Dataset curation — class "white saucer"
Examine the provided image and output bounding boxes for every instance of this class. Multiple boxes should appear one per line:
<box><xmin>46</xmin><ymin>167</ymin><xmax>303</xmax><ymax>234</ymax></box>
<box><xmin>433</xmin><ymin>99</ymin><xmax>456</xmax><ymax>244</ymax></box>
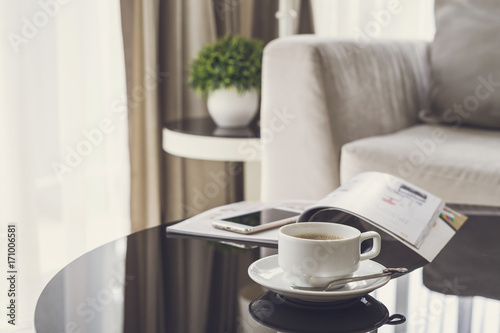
<box><xmin>248</xmin><ymin>255</ymin><xmax>390</xmax><ymax>302</ymax></box>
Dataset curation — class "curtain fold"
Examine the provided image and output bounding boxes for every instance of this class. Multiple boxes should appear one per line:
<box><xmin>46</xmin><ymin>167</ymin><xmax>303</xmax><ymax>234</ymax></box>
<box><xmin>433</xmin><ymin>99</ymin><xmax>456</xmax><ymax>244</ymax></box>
<box><xmin>120</xmin><ymin>0</ymin><xmax>162</xmax><ymax>232</ymax></box>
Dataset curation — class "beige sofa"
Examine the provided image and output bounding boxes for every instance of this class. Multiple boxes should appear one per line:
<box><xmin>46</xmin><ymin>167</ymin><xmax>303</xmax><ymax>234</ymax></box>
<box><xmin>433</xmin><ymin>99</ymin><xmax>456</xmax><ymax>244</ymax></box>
<box><xmin>260</xmin><ymin>36</ymin><xmax>500</xmax><ymax>207</ymax></box>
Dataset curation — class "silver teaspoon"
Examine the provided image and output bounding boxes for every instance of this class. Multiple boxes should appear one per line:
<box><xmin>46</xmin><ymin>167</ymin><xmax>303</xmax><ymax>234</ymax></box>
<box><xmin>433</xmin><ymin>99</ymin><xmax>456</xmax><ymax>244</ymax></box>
<box><xmin>290</xmin><ymin>267</ymin><xmax>409</xmax><ymax>292</ymax></box>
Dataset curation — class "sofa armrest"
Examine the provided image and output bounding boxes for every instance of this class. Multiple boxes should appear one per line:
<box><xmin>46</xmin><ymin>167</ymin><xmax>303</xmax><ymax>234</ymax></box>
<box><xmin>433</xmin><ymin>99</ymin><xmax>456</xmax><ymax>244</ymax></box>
<box><xmin>260</xmin><ymin>36</ymin><xmax>430</xmax><ymax>201</ymax></box>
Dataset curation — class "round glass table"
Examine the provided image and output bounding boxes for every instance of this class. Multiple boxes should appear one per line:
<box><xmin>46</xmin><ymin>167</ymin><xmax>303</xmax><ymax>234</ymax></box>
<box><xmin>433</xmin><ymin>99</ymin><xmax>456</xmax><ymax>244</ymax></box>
<box><xmin>35</xmin><ymin>209</ymin><xmax>500</xmax><ymax>333</ymax></box>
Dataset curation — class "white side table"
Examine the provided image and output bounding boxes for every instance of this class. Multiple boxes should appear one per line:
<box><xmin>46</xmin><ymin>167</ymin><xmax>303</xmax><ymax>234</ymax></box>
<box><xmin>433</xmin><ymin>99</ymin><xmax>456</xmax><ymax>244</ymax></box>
<box><xmin>162</xmin><ymin>117</ymin><xmax>261</xmax><ymax>200</ymax></box>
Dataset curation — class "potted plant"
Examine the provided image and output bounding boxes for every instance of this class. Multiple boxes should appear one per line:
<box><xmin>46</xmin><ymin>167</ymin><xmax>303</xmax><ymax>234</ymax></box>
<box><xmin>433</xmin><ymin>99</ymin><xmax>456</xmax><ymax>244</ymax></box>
<box><xmin>188</xmin><ymin>35</ymin><xmax>263</xmax><ymax>128</ymax></box>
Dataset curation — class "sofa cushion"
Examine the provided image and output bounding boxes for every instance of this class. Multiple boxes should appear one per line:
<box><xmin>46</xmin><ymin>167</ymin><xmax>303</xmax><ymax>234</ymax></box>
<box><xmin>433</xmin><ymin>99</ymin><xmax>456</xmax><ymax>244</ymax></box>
<box><xmin>425</xmin><ymin>0</ymin><xmax>500</xmax><ymax>129</ymax></box>
<box><xmin>340</xmin><ymin>124</ymin><xmax>500</xmax><ymax>206</ymax></box>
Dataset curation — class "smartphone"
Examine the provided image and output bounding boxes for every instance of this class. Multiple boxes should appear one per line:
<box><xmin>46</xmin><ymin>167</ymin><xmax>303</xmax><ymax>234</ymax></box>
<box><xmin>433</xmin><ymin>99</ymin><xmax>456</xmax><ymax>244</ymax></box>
<box><xmin>212</xmin><ymin>208</ymin><xmax>300</xmax><ymax>234</ymax></box>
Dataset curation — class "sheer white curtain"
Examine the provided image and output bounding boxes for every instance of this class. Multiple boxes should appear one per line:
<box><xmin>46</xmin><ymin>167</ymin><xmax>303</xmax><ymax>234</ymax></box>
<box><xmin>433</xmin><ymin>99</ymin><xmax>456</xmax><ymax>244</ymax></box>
<box><xmin>311</xmin><ymin>0</ymin><xmax>435</xmax><ymax>40</ymax></box>
<box><xmin>0</xmin><ymin>0</ymin><xmax>129</xmax><ymax>331</ymax></box>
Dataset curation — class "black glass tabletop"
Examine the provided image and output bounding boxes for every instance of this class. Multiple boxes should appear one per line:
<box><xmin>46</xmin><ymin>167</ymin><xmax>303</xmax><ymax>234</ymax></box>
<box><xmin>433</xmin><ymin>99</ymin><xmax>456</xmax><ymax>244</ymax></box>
<box><xmin>34</xmin><ymin>210</ymin><xmax>500</xmax><ymax>333</ymax></box>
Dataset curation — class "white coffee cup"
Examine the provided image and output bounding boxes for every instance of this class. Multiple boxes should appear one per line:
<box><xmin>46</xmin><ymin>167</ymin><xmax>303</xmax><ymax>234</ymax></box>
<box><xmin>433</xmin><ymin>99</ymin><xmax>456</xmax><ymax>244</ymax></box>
<box><xmin>278</xmin><ymin>222</ymin><xmax>381</xmax><ymax>287</ymax></box>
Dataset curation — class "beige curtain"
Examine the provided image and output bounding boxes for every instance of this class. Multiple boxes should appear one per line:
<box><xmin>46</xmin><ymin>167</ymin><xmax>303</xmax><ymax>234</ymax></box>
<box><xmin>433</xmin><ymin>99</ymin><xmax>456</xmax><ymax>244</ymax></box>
<box><xmin>120</xmin><ymin>0</ymin><xmax>162</xmax><ymax>232</ymax></box>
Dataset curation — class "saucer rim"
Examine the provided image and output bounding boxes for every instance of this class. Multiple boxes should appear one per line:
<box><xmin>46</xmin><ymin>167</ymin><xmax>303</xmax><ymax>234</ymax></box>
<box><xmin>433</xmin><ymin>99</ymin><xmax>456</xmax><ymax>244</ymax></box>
<box><xmin>248</xmin><ymin>255</ymin><xmax>390</xmax><ymax>301</ymax></box>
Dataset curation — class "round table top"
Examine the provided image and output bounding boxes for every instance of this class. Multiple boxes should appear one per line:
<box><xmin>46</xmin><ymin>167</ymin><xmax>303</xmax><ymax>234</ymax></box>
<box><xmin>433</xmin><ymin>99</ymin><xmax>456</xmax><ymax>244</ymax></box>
<box><xmin>34</xmin><ymin>212</ymin><xmax>500</xmax><ymax>333</ymax></box>
<box><xmin>162</xmin><ymin>117</ymin><xmax>261</xmax><ymax>161</ymax></box>
<box><xmin>164</xmin><ymin>117</ymin><xmax>260</xmax><ymax>139</ymax></box>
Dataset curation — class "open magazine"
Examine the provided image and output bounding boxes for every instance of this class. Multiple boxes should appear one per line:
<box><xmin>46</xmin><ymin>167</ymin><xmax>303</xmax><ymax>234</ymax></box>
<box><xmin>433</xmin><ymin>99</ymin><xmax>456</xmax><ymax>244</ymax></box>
<box><xmin>166</xmin><ymin>172</ymin><xmax>467</xmax><ymax>263</ymax></box>
<box><xmin>299</xmin><ymin>172</ymin><xmax>444</xmax><ymax>248</ymax></box>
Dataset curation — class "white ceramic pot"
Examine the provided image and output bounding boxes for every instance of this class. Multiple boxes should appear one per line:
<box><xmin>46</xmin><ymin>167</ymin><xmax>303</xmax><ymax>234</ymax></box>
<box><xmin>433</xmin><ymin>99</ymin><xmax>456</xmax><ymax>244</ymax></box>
<box><xmin>207</xmin><ymin>87</ymin><xmax>259</xmax><ymax>128</ymax></box>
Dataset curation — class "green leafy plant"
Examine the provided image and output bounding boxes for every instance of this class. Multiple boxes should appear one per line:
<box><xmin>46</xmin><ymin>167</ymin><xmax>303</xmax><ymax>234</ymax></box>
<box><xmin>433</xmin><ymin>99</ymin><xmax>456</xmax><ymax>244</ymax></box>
<box><xmin>188</xmin><ymin>35</ymin><xmax>263</xmax><ymax>99</ymax></box>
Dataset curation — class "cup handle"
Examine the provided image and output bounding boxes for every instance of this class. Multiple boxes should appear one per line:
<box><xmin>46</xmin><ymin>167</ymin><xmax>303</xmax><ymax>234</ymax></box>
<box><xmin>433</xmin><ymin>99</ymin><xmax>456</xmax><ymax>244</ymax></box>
<box><xmin>359</xmin><ymin>231</ymin><xmax>381</xmax><ymax>261</ymax></box>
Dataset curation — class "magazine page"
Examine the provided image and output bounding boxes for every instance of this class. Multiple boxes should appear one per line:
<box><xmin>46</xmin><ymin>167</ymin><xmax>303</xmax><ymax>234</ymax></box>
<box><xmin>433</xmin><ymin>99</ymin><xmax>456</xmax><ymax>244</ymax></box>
<box><xmin>298</xmin><ymin>172</ymin><xmax>445</xmax><ymax>248</ymax></box>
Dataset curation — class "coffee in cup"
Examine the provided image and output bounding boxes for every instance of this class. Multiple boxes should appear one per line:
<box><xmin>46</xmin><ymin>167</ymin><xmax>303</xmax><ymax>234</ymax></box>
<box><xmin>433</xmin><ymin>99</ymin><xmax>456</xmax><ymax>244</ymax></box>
<box><xmin>294</xmin><ymin>233</ymin><xmax>343</xmax><ymax>240</ymax></box>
